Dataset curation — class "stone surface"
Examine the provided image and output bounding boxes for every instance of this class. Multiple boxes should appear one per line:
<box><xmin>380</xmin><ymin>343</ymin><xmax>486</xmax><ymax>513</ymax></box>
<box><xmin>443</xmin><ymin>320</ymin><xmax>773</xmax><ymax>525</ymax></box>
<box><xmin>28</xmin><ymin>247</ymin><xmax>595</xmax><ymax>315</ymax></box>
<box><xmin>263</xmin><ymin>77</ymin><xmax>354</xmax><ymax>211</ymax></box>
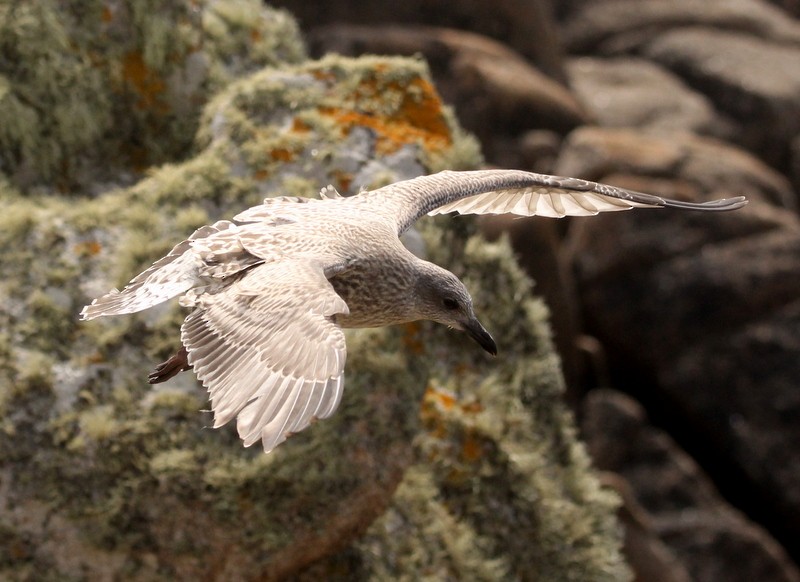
<box><xmin>562</xmin><ymin>127</ymin><xmax>800</xmax><ymax>561</ymax></box>
<box><xmin>766</xmin><ymin>0</ymin><xmax>800</xmax><ymax>16</ymax></box>
<box><xmin>271</xmin><ymin>0</ymin><xmax>567</xmax><ymax>80</ymax></box>
<box><xmin>583</xmin><ymin>390</ymin><xmax>800</xmax><ymax>582</ymax></box>
<box><xmin>556</xmin><ymin>126</ymin><xmax>794</xmax><ymax>208</ymax></box>
<box><xmin>4</xmin><ymin>0</ymin><xmax>798</xmax><ymax>577</ymax></box>
<box><xmin>643</xmin><ymin>28</ymin><xmax>800</xmax><ymax>168</ymax></box>
<box><xmin>566</xmin><ymin>57</ymin><xmax>730</xmax><ymax>137</ymax></box>
<box><xmin>562</xmin><ymin>0</ymin><xmax>800</xmax><ymax>53</ymax></box>
<box><xmin>561</xmin><ymin>0</ymin><xmax>800</xmax><ymax>173</ymax></box>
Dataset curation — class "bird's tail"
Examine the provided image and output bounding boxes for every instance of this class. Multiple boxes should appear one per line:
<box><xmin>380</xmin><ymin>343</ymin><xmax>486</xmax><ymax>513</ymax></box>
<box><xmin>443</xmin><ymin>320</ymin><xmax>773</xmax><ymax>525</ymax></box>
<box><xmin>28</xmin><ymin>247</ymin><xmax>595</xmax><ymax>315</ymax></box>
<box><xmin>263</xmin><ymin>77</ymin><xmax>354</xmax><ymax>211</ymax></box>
<box><xmin>80</xmin><ymin>221</ymin><xmax>232</xmax><ymax>320</ymax></box>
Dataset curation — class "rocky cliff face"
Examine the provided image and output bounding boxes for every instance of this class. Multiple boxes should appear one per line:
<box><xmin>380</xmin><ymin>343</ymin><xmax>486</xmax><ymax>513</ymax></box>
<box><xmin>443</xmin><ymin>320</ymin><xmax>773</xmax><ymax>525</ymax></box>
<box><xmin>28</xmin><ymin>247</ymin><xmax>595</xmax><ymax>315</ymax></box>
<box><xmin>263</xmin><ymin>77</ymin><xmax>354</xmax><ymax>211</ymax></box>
<box><xmin>0</xmin><ymin>2</ymin><xmax>628</xmax><ymax>580</ymax></box>
<box><xmin>293</xmin><ymin>0</ymin><xmax>800</xmax><ymax>580</ymax></box>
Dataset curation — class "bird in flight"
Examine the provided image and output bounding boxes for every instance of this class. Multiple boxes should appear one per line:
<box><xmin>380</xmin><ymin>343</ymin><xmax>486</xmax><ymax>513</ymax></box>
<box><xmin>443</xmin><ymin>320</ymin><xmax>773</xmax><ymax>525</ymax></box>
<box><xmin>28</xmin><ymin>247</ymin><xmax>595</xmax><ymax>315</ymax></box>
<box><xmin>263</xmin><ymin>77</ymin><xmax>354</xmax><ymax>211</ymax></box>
<box><xmin>81</xmin><ymin>169</ymin><xmax>746</xmax><ymax>452</ymax></box>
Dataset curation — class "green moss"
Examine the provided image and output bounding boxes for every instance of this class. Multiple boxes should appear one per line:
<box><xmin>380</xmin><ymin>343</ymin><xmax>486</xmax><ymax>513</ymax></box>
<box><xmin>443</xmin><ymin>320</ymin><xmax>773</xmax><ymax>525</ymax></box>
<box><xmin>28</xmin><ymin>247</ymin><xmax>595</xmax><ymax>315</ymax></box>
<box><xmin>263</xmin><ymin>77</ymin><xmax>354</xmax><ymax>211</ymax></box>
<box><xmin>0</xmin><ymin>1</ymin><xmax>111</xmax><ymax>188</ymax></box>
<box><xmin>0</xmin><ymin>199</ymin><xmax>36</xmax><ymax>248</ymax></box>
<box><xmin>202</xmin><ymin>2</ymin><xmax>306</xmax><ymax>83</ymax></box>
<box><xmin>20</xmin><ymin>290</ymin><xmax>76</xmax><ymax>355</ymax></box>
<box><xmin>404</xmin><ymin>232</ymin><xmax>629</xmax><ymax>582</ymax></box>
<box><xmin>0</xmin><ymin>0</ymin><xmax>305</xmax><ymax>191</ymax></box>
<box><xmin>357</xmin><ymin>465</ymin><xmax>514</xmax><ymax>581</ymax></box>
<box><xmin>150</xmin><ymin>448</ymin><xmax>199</xmax><ymax>475</ymax></box>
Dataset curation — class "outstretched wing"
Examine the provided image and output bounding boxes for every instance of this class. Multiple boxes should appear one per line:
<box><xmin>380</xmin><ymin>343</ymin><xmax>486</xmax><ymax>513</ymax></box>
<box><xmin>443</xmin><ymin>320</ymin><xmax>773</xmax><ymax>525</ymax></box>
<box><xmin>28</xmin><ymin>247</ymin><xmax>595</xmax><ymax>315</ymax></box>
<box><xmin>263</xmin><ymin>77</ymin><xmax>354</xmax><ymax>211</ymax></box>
<box><xmin>181</xmin><ymin>259</ymin><xmax>349</xmax><ymax>453</ymax></box>
<box><xmin>373</xmin><ymin>170</ymin><xmax>747</xmax><ymax>234</ymax></box>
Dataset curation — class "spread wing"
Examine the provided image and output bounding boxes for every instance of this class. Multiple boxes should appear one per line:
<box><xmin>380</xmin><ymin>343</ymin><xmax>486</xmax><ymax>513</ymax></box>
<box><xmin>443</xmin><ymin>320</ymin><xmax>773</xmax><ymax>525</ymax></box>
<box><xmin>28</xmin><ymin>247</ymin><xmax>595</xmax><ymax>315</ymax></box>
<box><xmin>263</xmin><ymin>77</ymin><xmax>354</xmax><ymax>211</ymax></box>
<box><xmin>373</xmin><ymin>169</ymin><xmax>747</xmax><ymax>234</ymax></box>
<box><xmin>181</xmin><ymin>259</ymin><xmax>349</xmax><ymax>453</ymax></box>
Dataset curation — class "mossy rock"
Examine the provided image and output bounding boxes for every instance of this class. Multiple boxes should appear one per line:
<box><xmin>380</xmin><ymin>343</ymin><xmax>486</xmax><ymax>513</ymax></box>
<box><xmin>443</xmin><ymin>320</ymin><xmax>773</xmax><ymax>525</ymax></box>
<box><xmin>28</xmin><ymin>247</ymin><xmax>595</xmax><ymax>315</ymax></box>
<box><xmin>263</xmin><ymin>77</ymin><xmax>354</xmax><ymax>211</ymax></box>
<box><xmin>0</xmin><ymin>35</ymin><xmax>628</xmax><ymax>582</ymax></box>
<box><xmin>0</xmin><ymin>0</ymin><xmax>304</xmax><ymax>191</ymax></box>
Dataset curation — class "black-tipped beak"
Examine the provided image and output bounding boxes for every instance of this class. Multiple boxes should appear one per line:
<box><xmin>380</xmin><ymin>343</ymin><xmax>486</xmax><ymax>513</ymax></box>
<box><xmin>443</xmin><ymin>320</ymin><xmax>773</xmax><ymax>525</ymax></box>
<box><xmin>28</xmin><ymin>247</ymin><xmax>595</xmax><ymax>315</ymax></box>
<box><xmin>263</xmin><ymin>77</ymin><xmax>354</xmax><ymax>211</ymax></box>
<box><xmin>464</xmin><ymin>317</ymin><xmax>498</xmax><ymax>356</ymax></box>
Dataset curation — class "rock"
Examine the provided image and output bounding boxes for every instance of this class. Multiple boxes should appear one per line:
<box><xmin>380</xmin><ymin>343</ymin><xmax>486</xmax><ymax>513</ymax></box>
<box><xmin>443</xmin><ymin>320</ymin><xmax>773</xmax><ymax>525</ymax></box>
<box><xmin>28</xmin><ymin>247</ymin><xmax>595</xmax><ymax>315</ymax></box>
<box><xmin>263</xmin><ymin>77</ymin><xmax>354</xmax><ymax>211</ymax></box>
<box><xmin>563</xmin><ymin>127</ymin><xmax>800</xmax><ymax>561</ymax></box>
<box><xmin>271</xmin><ymin>0</ymin><xmax>567</xmax><ymax>80</ymax></box>
<box><xmin>792</xmin><ymin>134</ymin><xmax>800</xmax><ymax>193</ymax></box>
<box><xmin>566</xmin><ymin>57</ymin><xmax>732</xmax><ymax>138</ymax></box>
<box><xmin>765</xmin><ymin>0</ymin><xmax>800</xmax><ymax>17</ymax></box>
<box><xmin>561</xmin><ymin>0</ymin><xmax>800</xmax><ymax>172</ymax></box>
<box><xmin>479</xmin><ymin>214</ymin><xmax>584</xmax><ymax>400</ymax></box>
<box><xmin>582</xmin><ymin>390</ymin><xmax>800</xmax><ymax>582</ymax></box>
<box><xmin>601</xmin><ymin>473</ymin><xmax>693</xmax><ymax>582</ymax></box>
<box><xmin>562</xmin><ymin>0</ymin><xmax>800</xmax><ymax>53</ymax></box>
<box><xmin>556</xmin><ymin>126</ymin><xmax>794</xmax><ymax>208</ymax></box>
<box><xmin>0</xmin><ymin>0</ymin><xmax>305</xmax><ymax>191</ymax></box>
<box><xmin>643</xmin><ymin>27</ymin><xmax>800</xmax><ymax>169</ymax></box>
<box><xmin>307</xmin><ymin>24</ymin><xmax>589</xmax><ymax>163</ymax></box>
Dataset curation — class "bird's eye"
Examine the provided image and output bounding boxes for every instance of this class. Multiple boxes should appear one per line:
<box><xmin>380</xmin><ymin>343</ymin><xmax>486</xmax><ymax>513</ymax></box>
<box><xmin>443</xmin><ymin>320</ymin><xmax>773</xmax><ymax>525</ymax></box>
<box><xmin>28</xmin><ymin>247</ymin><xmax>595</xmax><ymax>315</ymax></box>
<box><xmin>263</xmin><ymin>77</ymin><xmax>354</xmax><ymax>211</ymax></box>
<box><xmin>442</xmin><ymin>297</ymin><xmax>460</xmax><ymax>310</ymax></box>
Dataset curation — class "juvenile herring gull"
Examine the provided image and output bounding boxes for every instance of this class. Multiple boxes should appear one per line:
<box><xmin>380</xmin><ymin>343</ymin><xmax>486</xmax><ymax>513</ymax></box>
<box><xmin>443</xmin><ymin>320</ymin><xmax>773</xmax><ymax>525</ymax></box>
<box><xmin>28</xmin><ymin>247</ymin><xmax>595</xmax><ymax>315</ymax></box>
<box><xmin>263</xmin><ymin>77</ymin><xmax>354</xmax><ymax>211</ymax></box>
<box><xmin>81</xmin><ymin>169</ymin><xmax>746</xmax><ymax>452</ymax></box>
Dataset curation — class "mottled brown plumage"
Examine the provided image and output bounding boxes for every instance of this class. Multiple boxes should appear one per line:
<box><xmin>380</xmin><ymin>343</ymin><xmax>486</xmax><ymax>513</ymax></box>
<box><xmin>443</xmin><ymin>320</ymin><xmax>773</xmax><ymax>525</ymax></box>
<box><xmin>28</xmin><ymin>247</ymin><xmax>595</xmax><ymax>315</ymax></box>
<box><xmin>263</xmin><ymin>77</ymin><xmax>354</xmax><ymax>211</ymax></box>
<box><xmin>81</xmin><ymin>169</ymin><xmax>746</xmax><ymax>452</ymax></box>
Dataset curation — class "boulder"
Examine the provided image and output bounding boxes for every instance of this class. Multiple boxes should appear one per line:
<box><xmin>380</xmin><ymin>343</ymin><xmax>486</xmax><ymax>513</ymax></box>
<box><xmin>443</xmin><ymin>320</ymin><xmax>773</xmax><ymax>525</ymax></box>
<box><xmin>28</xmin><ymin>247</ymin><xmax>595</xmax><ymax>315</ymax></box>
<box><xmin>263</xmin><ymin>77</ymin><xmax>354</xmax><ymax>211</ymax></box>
<box><xmin>566</xmin><ymin>57</ymin><xmax>731</xmax><ymax>138</ymax></box>
<box><xmin>582</xmin><ymin>390</ymin><xmax>800</xmax><ymax>582</ymax></box>
<box><xmin>563</xmin><ymin>127</ymin><xmax>800</xmax><ymax>560</ymax></box>
<box><xmin>0</xmin><ymin>0</ymin><xmax>305</xmax><ymax>191</ymax></box>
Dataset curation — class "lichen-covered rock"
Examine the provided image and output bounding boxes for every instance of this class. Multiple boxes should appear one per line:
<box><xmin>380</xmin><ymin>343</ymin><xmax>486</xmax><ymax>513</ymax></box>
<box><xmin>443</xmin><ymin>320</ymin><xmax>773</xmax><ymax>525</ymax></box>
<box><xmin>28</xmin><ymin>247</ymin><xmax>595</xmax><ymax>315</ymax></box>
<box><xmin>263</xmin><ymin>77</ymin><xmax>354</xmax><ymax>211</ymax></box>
<box><xmin>0</xmin><ymin>0</ymin><xmax>305</xmax><ymax>191</ymax></box>
<box><xmin>0</xmin><ymin>21</ymin><xmax>628</xmax><ymax>582</ymax></box>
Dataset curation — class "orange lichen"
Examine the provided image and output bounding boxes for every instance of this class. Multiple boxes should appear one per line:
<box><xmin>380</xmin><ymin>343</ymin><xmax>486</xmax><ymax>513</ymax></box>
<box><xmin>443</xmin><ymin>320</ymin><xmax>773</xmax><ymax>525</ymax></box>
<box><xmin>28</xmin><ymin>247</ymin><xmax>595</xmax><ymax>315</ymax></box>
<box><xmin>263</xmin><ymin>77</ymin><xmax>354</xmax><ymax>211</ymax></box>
<box><xmin>74</xmin><ymin>241</ymin><xmax>102</xmax><ymax>257</ymax></box>
<box><xmin>424</xmin><ymin>386</ymin><xmax>457</xmax><ymax>411</ymax></box>
<box><xmin>322</xmin><ymin>107</ymin><xmax>450</xmax><ymax>156</ymax></box>
<box><xmin>121</xmin><ymin>51</ymin><xmax>168</xmax><ymax>112</ymax></box>
<box><xmin>269</xmin><ymin>147</ymin><xmax>296</xmax><ymax>162</ymax></box>
<box><xmin>461</xmin><ymin>432</ymin><xmax>483</xmax><ymax>462</ymax></box>
<box><xmin>420</xmin><ymin>387</ymin><xmax>448</xmax><ymax>440</ymax></box>
<box><xmin>330</xmin><ymin>169</ymin><xmax>353</xmax><ymax>193</ymax></box>
<box><xmin>291</xmin><ymin>118</ymin><xmax>311</xmax><ymax>133</ymax></box>
<box><xmin>311</xmin><ymin>69</ymin><xmax>336</xmax><ymax>83</ymax></box>
<box><xmin>400</xmin><ymin>321</ymin><xmax>425</xmax><ymax>354</ymax></box>
<box><xmin>319</xmin><ymin>75</ymin><xmax>452</xmax><ymax>156</ymax></box>
<box><xmin>393</xmin><ymin>77</ymin><xmax>452</xmax><ymax>141</ymax></box>
<box><xmin>461</xmin><ymin>401</ymin><xmax>484</xmax><ymax>414</ymax></box>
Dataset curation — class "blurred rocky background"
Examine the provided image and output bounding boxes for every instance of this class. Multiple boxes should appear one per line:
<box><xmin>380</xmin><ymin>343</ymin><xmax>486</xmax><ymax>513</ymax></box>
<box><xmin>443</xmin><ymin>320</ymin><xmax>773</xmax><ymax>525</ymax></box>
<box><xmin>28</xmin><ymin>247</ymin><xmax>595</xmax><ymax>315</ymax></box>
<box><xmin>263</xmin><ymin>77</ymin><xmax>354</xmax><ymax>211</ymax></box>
<box><xmin>1</xmin><ymin>0</ymin><xmax>799</xmax><ymax>580</ymax></box>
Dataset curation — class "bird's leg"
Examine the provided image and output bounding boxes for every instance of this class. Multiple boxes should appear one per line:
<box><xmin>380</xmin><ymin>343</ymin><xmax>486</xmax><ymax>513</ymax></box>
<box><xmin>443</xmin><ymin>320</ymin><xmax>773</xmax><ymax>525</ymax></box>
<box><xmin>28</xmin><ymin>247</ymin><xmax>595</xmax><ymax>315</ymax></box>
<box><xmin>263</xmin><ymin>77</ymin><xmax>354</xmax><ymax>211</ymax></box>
<box><xmin>148</xmin><ymin>346</ymin><xmax>191</xmax><ymax>384</ymax></box>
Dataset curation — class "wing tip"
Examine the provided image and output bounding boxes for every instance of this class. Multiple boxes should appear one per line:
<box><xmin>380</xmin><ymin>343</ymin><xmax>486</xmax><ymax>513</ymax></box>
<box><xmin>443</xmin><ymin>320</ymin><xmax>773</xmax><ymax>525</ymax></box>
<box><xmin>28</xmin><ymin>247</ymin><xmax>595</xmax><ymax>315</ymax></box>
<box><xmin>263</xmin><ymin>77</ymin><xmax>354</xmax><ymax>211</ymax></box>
<box><xmin>79</xmin><ymin>290</ymin><xmax>121</xmax><ymax>320</ymax></box>
<box><xmin>662</xmin><ymin>196</ymin><xmax>748</xmax><ymax>212</ymax></box>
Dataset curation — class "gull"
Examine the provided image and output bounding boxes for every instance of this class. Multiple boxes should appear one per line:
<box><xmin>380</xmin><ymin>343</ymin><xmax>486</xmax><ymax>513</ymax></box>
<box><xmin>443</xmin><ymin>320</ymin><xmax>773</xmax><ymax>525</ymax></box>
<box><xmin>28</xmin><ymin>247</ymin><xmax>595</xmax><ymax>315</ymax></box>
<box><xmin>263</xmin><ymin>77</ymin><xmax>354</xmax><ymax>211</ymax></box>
<box><xmin>81</xmin><ymin>169</ymin><xmax>746</xmax><ymax>452</ymax></box>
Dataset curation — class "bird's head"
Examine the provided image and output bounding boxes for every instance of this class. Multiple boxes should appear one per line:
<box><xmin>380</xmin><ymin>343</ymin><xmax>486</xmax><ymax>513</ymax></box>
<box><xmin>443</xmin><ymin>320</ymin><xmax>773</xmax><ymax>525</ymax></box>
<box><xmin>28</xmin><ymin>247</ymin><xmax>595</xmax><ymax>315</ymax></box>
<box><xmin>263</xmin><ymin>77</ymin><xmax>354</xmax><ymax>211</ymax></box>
<box><xmin>413</xmin><ymin>262</ymin><xmax>497</xmax><ymax>355</ymax></box>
